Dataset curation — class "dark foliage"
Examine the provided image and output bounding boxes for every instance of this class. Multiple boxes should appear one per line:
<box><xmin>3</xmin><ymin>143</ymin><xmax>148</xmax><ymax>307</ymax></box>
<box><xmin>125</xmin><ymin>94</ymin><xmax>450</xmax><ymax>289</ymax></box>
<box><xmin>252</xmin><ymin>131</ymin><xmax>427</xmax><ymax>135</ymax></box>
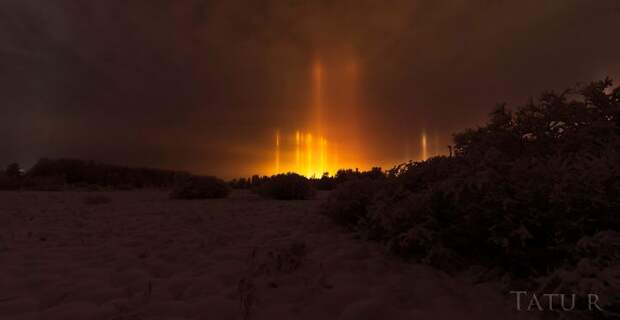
<box><xmin>170</xmin><ymin>175</ymin><xmax>230</xmax><ymax>199</ymax></box>
<box><xmin>256</xmin><ymin>173</ymin><xmax>315</xmax><ymax>200</ymax></box>
<box><xmin>5</xmin><ymin>163</ymin><xmax>22</xmax><ymax>177</ymax></box>
<box><xmin>322</xmin><ymin>79</ymin><xmax>620</xmax><ymax>313</ymax></box>
<box><xmin>0</xmin><ymin>176</ymin><xmax>21</xmax><ymax>190</ymax></box>
<box><xmin>0</xmin><ymin>163</ymin><xmax>22</xmax><ymax>190</ymax></box>
<box><xmin>321</xmin><ymin>178</ymin><xmax>386</xmax><ymax>227</ymax></box>
<box><xmin>27</xmin><ymin>158</ymin><xmax>187</xmax><ymax>189</ymax></box>
<box><xmin>229</xmin><ymin>177</ymin><xmax>251</xmax><ymax>189</ymax></box>
<box><xmin>335</xmin><ymin>167</ymin><xmax>385</xmax><ymax>184</ymax></box>
<box><xmin>311</xmin><ymin>172</ymin><xmax>337</xmax><ymax>190</ymax></box>
<box><xmin>229</xmin><ymin>175</ymin><xmax>270</xmax><ymax>189</ymax></box>
<box><xmin>231</xmin><ymin>167</ymin><xmax>385</xmax><ymax>192</ymax></box>
<box><xmin>83</xmin><ymin>194</ymin><xmax>112</xmax><ymax>205</ymax></box>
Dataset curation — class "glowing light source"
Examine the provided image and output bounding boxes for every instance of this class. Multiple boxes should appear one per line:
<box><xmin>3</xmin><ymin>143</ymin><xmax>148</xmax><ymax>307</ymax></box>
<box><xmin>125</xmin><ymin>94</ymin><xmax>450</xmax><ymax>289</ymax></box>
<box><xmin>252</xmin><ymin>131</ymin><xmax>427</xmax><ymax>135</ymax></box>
<box><xmin>263</xmin><ymin>56</ymin><xmax>372</xmax><ymax>177</ymax></box>
<box><xmin>275</xmin><ymin>130</ymin><xmax>280</xmax><ymax>172</ymax></box>
<box><xmin>320</xmin><ymin>137</ymin><xmax>327</xmax><ymax>175</ymax></box>
<box><xmin>421</xmin><ymin>130</ymin><xmax>428</xmax><ymax>161</ymax></box>
<box><xmin>306</xmin><ymin>133</ymin><xmax>312</xmax><ymax>176</ymax></box>
<box><xmin>295</xmin><ymin>130</ymin><xmax>301</xmax><ymax>168</ymax></box>
<box><xmin>270</xmin><ymin>130</ymin><xmax>339</xmax><ymax>177</ymax></box>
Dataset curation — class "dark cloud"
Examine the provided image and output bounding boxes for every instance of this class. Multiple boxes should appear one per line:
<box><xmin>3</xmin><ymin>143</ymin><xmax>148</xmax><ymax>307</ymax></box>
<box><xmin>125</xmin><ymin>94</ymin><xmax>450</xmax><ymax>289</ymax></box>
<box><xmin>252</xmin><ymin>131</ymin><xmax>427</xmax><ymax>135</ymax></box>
<box><xmin>1</xmin><ymin>0</ymin><xmax>619</xmax><ymax>177</ymax></box>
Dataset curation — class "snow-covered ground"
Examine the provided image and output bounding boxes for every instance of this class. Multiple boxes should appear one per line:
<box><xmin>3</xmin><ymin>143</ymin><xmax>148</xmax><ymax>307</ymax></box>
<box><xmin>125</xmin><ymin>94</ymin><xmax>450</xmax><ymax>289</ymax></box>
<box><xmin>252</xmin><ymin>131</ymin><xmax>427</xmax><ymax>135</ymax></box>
<box><xmin>0</xmin><ymin>190</ymin><xmax>532</xmax><ymax>320</ymax></box>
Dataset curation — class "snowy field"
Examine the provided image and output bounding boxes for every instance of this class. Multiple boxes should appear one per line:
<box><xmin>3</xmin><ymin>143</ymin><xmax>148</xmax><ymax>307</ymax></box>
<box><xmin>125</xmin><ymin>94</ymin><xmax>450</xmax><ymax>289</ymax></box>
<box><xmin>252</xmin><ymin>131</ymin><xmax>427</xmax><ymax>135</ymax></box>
<box><xmin>0</xmin><ymin>190</ymin><xmax>532</xmax><ymax>320</ymax></box>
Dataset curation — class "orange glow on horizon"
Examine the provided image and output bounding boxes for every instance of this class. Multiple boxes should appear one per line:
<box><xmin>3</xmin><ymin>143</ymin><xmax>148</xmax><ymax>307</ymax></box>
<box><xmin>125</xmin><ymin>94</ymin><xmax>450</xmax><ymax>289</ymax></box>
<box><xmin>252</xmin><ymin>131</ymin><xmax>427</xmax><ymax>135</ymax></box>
<box><xmin>269</xmin><ymin>129</ymin><xmax>357</xmax><ymax>177</ymax></box>
<box><xmin>258</xmin><ymin>56</ymin><xmax>389</xmax><ymax>177</ymax></box>
<box><xmin>263</xmin><ymin>57</ymin><xmax>371</xmax><ymax>177</ymax></box>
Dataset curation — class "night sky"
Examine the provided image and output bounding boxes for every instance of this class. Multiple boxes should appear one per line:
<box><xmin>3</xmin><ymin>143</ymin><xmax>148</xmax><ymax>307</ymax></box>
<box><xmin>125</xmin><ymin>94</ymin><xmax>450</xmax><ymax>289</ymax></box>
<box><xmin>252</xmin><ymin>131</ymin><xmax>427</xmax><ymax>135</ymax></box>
<box><xmin>2</xmin><ymin>0</ymin><xmax>619</xmax><ymax>178</ymax></box>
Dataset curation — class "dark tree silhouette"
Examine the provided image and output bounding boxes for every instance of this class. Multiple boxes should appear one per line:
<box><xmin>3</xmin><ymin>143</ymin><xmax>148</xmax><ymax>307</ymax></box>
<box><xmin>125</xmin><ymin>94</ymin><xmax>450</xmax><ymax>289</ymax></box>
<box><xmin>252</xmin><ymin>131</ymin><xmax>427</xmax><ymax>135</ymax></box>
<box><xmin>26</xmin><ymin>158</ymin><xmax>188</xmax><ymax>189</ymax></box>
<box><xmin>257</xmin><ymin>173</ymin><xmax>315</xmax><ymax>200</ymax></box>
<box><xmin>5</xmin><ymin>163</ymin><xmax>21</xmax><ymax>177</ymax></box>
<box><xmin>323</xmin><ymin>79</ymin><xmax>620</xmax><ymax>314</ymax></box>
